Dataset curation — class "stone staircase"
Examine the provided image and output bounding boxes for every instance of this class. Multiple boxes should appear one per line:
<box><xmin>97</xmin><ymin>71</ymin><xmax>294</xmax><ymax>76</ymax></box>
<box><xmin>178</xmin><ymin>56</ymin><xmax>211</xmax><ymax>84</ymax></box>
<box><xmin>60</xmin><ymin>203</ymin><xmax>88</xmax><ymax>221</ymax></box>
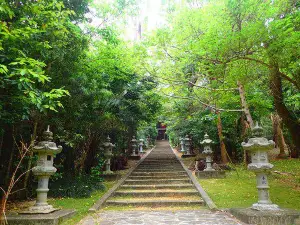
<box><xmin>104</xmin><ymin>141</ymin><xmax>204</xmax><ymax>208</ymax></box>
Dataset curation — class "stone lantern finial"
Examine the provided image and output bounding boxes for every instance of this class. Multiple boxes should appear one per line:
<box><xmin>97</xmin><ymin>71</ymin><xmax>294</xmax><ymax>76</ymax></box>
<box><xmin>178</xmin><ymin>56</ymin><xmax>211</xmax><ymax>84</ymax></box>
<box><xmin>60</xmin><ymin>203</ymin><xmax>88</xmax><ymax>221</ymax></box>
<box><xmin>252</xmin><ymin>122</ymin><xmax>264</xmax><ymax>137</ymax></box>
<box><xmin>43</xmin><ymin>125</ymin><xmax>53</xmax><ymax>141</ymax></box>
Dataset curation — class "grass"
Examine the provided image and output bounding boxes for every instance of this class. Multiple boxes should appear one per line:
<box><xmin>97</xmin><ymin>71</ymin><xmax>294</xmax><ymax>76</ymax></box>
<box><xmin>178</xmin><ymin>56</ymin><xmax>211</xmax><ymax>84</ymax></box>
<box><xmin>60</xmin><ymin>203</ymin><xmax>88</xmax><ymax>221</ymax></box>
<box><xmin>198</xmin><ymin>158</ymin><xmax>300</xmax><ymax>210</ymax></box>
<box><xmin>48</xmin><ymin>181</ymin><xmax>115</xmax><ymax>225</ymax></box>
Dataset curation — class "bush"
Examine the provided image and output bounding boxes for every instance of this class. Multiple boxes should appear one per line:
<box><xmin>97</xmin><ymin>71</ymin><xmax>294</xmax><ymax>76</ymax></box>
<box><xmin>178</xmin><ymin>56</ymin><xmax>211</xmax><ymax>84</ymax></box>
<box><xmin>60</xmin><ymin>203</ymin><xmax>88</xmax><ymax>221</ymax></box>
<box><xmin>49</xmin><ymin>174</ymin><xmax>105</xmax><ymax>198</ymax></box>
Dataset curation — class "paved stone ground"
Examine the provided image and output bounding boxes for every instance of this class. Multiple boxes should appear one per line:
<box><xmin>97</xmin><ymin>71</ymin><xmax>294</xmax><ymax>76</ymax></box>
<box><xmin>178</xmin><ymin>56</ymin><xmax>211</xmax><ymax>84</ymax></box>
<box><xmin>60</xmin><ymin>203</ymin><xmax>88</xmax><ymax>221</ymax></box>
<box><xmin>78</xmin><ymin>210</ymin><xmax>244</xmax><ymax>225</ymax></box>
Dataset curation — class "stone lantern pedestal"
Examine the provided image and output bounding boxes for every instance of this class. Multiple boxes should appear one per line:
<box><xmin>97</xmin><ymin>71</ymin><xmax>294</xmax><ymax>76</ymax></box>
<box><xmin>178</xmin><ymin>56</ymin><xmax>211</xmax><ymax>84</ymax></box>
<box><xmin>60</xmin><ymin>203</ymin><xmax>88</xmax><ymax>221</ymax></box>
<box><xmin>195</xmin><ymin>133</ymin><xmax>225</xmax><ymax>179</ymax></box>
<box><xmin>230</xmin><ymin>123</ymin><xmax>300</xmax><ymax>225</ymax></box>
<box><xmin>129</xmin><ymin>136</ymin><xmax>140</xmax><ymax>160</ymax></box>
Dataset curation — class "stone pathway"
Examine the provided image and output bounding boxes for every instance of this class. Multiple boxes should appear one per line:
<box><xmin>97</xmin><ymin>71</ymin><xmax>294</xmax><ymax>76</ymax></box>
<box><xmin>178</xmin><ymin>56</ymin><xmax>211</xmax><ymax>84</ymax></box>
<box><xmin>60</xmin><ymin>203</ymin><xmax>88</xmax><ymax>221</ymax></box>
<box><xmin>78</xmin><ymin>141</ymin><xmax>244</xmax><ymax>225</ymax></box>
<box><xmin>79</xmin><ymin>210</ymin><xmax>244</xmax><ymax>225</ymax></box>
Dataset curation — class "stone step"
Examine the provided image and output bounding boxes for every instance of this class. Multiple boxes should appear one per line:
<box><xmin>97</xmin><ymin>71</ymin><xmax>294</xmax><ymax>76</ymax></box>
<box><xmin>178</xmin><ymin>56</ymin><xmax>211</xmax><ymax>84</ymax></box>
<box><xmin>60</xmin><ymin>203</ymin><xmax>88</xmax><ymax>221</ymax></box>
<box><xmin>135</xmin><ymin>168</ymin><xmax>185</xmax><ymax>172</ymax></box>
<box><xmin>138</xmin><ymin>162</ymin><xmax>181</xmax><ymax>164</ymax></box>
<box><xmin>131</xmin><ymin>171</ymin><xmax>187</xmax><ymax>176</ymax></box>
<box><xmin>142</xmin><ymin>160</ymin><xmax>180</xmax><ymax>162</ymax></box>
<box><xmin>105</xmin><ymin>199</ymin><xmax>204</xmax><ymax>207</ymax></box>
<box><xmin>124</xmin><ymin>178</ymin><xmax>191</xmax><ymax>184</ymax></box>
<box><xmin>138</xmin><ymin>165</ymin><xmax>181</xmax><ymax>167</ymax></box>
<box><xmin>113</xmin><ymin>190</ymin><xmax>200</xmax><ymax>197</ymax></box>
<box><xmin>143</xmin><ymin>159</ymin><xmax>178</xmax><ymax>163</ymax></box>
<box><xmin>138</xmin><ymin>164</ymin><xmax>182</xmax><ymax>167</ymax></box>
<box><xmin>120</xmin><ymin>184</ymin><xmax>194</xmax><ymax>189</ymax></box>
<box><xmin>128</xmin><ymin>175</ymin><xmax>187</xmax><ymax>180</ymax></box>
<box><xmin>136</xmin><ymin>167</ymin><xmax>183</xmax><ymax>170</ymax></box>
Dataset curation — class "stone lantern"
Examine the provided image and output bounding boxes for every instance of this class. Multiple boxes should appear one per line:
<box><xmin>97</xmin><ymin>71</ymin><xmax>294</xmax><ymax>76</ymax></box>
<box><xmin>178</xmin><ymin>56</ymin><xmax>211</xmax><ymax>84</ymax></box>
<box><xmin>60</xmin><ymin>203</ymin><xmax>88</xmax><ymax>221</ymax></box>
<box><xmin>180</xmin><ymin>137</ymin><xmax>186</xmax><ymax>153</ymax></box>
<box><xmin>28</xmin><ymin>126</ymin><xmax>62</xmax><ymax>213</ymax></box>
<box><xmin>200</xmin><ymin>133</ymin><xmax>214</xmax><ymax>171</ymax></box>
<box><xmin>184</xmin><ymin>135</ymin><xmax>191</xmax><ymax>155</ymax></box>
<box><xmin>139</xmin><ymin>139</ymin><xmax>145</xmax><ymax>153</ymax></box>
<box><xmin>146</xmin><ymin>136</ymin><xmax>151</xmax><ymax>148</ymax></box>
<box><xmin>131</xmin><ymin>136</ymin><xmax>138</xmax><ymax>156</ymax></box>
<box><xmin>241</xmin><ymin>123</ymin><xmax>279</xmax><ymax>211</ymax></box>
<box><xmin>103</xmin><ymin>136</ymin><xmax>115</xmax><ymax>175</ymax></box>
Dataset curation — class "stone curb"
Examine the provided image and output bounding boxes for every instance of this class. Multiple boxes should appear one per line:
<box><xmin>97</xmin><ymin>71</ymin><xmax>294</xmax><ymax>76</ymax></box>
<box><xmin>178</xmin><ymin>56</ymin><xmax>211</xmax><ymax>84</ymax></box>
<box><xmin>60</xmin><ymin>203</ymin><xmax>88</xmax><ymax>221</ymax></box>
<box><xmin>88</xmin><ymin>145</ymin><xmax>156</xmax><ymax>212</ymax></box>
<box><xmin>171</xmin><ymin>146</ymin><xmax>218</xmax><ymax>211</ymax></box>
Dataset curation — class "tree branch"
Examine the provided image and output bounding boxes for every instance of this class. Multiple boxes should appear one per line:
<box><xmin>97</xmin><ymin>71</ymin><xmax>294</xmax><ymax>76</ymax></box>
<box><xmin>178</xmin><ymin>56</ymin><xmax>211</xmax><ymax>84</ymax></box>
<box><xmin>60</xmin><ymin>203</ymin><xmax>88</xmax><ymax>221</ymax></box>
<box><xmin>161</xmin><ymin>91</ymin><xmax>243</xmax><ymax>112</ymax></box>
<box><xmin>230</xmin><ymin>56</ymin><xmax>271</xmax><ymax>68</ymax></box>
<box><xmin>278</xmin><ymin>71</ymin><xmax>300</xmax><ymax>90</ymax></box>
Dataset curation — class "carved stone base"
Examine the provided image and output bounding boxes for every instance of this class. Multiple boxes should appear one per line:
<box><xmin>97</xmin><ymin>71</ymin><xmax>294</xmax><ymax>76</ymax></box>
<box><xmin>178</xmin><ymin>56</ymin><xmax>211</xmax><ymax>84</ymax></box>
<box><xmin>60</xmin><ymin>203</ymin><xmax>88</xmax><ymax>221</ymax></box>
<box><xmin>230</xmin><ymin>208</ymin><xmax>300</xmax><ymax>225</ymax></box>
<box><xmin>4</xmin><ymin>209</ymin><xmax>76</xmax><ymax>225</ymax></box>
<box><xmin>251</xmin><ymin>203</ymin><xmax>280</xmax><ymax>211</ymax></box>
<box><xmin>103</xmin><ymin>170</ymin><xmax>114</xmax><ymax>175</ymax></box>
<box><xmin>102</xmin><ymin>173</ymin><xmax>120</xmax><ymax>181</ymax></box>
<box><xmin>20</xmin><ymin>204</ymin><xmax>59</xmax><ymax>214</ymax></box>
<box><xmin>195</xmin><ymin>170</ymin><xmax>226</xmax><ymax>179</ymax></box>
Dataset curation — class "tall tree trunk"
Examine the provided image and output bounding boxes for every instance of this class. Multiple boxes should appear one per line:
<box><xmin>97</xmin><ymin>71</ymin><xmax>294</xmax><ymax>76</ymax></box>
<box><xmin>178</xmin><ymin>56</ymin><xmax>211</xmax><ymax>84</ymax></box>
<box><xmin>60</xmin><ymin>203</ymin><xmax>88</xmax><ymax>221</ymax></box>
<box><xmin>271</xmin><ymin>113</ymin><xmax>287</xmax><ymax>158</ymax></box>
<box><xmin>237</xmin><ymin>81</ymin><xmax>253</xmax><ymax>164</ymax></box>
<box><xmin>216</xmin><ymin>113</ymin><xmax>229</xmax><ymax>164</ymax></box>
<box><xmin>237</xmin><ymin>81</ymin><xmax>254</xmax><ymax>128</ymax></box>
<box><xmin>269</xmin><ymin>61</ymin><xmax>300</xmax><ymax>157</ymax></box>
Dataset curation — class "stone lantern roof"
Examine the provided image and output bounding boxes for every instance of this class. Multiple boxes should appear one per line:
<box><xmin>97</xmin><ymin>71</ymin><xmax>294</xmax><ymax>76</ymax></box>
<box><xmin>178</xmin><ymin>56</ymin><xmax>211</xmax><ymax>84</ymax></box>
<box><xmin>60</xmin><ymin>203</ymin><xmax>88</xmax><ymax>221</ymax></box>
<box><xmin>103</xmin><ymin>136</ymin><xmax>115</xmax><ymax>148</ymax></box>
<box><xmin>33</xmin><ymin>126</ymin><xmax>62</xmax><ymax>155</ymax></box>
<box><xmin>241</xmin><ymin>123</ymin><xmax>274</xmax><ymax>152</ymax></box>
<box><xmin>200</xmin><ymin>133</ymin><xmax>214</xmax><ymax>145</ymax></box>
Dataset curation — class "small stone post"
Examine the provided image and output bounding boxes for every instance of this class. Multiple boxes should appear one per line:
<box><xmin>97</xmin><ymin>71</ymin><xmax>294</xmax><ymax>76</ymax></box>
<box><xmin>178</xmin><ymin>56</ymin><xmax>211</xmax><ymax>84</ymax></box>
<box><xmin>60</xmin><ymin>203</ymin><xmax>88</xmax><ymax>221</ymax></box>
<box><xmin>131</xmin><ymin>136</ymin><xmax>138</xmax><ymax>156</ymax></box>
<box><xmin>28</xmin><ymin>126</ymin><xmax>62</xmax><ymax>213</ymax></box>
<box><xmin>200</xmin><ymin>133</ymin><xmax>215</xmax><ymax>171</ymax></box>
<box><xmin>180</xmin><ymin>137</ymin><xmax>186</xmax><ymax>153</ymax></box>
<box><xmin>139</xmin><ymin>139</ymin><xmax>145</xmax><ymax>153</ymax></box>
<box><xmin>241</xmin><ymin>123</ymin><xmax>279</xmax><ymax>211</ymax></box>
<box><xmin>103</xmin><ymin>136</ymin><xmax>115</xmax><ymax>175</ymax></box>
<box><xmin>184</xmin><ymin>135</ymin><xmax>191</xmax><ymax>155</ymax></box>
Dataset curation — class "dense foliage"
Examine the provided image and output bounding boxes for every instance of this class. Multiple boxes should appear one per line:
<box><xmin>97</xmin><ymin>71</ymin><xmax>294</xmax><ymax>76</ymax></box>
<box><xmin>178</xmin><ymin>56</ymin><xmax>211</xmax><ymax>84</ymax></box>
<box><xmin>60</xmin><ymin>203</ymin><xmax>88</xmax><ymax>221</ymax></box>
<box><xmin>141</xmin><ymin>0</ymin><xmax>300</xmax><ymax>161</ymax></box>
<box><xmin>0</xmin><ymin>0</ymin><xmax>161</xmax><ymax>200</ymax></box>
